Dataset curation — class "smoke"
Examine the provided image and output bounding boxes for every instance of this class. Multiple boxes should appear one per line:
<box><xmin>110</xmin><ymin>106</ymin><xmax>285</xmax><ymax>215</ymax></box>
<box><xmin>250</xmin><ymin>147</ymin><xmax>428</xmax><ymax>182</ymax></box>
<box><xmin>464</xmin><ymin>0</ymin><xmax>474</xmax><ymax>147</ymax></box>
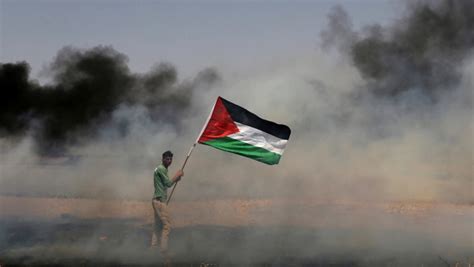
<box><xmin>324</xmin><ymin>0</ymin><xmax>474</xmax><ymax>98</ymax></box>
<box><xmin>320</xmin><ymin>5</ymin><xmax>357</xmax><ymax>54</ymax></box>
<box><xmin>311</xmin><ymin>0</ymin><xmax>473</xmax><ymax>203</ymax></box>
<box><xmin>0</xmin><ymin>45</ymin><xmax>221</xmax><ymax>199</ymax></box>
<box><xmin>0</xmin><ymin>46</ymin><xmax>220</xmax><ymax>154</ymax></box>
<box><xmin>0</xmin><ymin>0</ymin><xmax>471</xmax><ymax>204</ymax></box>
<box><xmin>0</xmin><ymin>0</ymin><xmax>473</xmax><ymax>265</ymax></box>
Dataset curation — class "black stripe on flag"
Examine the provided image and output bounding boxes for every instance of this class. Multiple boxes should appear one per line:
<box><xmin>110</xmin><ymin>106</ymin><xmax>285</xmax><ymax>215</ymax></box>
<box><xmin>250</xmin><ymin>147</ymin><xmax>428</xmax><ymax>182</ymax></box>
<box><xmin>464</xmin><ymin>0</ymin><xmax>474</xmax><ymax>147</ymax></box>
<box><xmin>219</xmin><ymin>97</ymin><xmax>291</xmax><ymax>140</ymax></box>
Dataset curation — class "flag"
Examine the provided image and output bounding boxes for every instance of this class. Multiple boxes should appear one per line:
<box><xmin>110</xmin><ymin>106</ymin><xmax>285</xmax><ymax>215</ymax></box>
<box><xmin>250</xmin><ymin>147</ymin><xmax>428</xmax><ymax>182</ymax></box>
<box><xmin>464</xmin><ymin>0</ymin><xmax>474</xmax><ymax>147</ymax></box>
<box><xmin>198</xmin><ymin>96</ymin><xmax>291</xmax><ymax>165</ymax></box>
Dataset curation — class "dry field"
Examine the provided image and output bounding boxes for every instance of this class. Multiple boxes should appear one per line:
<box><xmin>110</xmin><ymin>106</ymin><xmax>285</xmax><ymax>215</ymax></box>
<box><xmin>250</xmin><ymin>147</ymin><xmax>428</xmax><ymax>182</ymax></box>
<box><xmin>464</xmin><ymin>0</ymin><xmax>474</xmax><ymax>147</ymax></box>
<box><xmin>1</xmin><ymin>196</ymin><xmax>473</xmax><ymax>266</ymax></box>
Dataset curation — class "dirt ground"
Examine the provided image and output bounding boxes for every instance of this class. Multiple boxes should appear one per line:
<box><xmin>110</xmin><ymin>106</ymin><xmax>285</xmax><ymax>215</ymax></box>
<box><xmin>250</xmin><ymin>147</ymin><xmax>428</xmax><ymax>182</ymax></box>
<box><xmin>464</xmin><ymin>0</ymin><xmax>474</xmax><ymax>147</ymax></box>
<box><xmin>0</xmin><ymin>196</ymin><xmax>473</xmax><ymax>266</ymax></box>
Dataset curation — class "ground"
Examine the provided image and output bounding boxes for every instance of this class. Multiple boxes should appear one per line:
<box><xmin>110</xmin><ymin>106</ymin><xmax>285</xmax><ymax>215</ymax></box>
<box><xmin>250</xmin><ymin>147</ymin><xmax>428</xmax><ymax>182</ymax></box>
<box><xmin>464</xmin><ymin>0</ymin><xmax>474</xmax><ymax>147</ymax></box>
<box><xmin>0</xmin><ymin>196</ymin><xmax>473</xmax><ymax>266</ymax></box>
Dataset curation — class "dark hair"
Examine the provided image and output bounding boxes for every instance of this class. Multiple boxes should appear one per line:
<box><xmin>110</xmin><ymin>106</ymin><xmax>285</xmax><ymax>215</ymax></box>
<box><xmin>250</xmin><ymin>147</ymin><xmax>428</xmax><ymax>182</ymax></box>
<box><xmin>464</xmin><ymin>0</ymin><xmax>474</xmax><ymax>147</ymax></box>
<box><xmin>162</xmin><ymin>150</ymin><xmax>173</xmax><ymax>158</ymax></box>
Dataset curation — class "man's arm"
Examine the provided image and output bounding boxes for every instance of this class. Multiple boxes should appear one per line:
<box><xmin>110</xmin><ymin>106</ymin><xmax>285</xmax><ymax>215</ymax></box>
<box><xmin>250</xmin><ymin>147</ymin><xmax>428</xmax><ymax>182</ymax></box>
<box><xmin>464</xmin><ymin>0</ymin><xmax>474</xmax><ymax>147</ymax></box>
<box><xmin>157</xmin><ymin>166</ymin><xmax>183</xmax><ymax>187</ymax></box>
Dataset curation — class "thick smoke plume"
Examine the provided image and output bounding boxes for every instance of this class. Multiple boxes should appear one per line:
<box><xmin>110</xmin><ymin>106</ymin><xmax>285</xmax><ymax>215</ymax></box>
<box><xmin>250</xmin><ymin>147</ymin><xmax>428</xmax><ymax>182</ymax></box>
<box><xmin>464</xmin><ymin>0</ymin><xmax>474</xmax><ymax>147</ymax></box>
<box><xmin>314</xmin><ymin>0</ymin><xmax>473</xmax><ymax>204</ymax></box>
<box><xmin>0</xmin><ymin>0</ymin><xmax>471</xmax><ymax>203</ymax></box>
<box><xmin>0</xmin><ymin>0</ymin><xmax>472</xmax><ymax>265</ymax></box>
<box><xmin>323</xmin><ymin>0</ymin><xmax>474</xmax><ymax>98</ymax></box>
<box><xmin>0</xmin><ymin>46</ymin><xmax>219</xmax><ymax>154</ymax></box>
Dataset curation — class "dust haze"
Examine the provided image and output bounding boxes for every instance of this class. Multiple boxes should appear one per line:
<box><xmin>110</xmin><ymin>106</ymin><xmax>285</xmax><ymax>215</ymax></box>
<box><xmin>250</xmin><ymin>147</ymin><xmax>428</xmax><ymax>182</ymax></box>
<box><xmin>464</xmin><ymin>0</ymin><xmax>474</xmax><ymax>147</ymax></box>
<box><xmin>2</xmin><ymin>0</ymin><xmax>471</xmax><ymax>203</ymax></box>
<box><xmin>0</xmin><ymin>0</ymin><xmax>473</xmax><ymax>265</ymax></box>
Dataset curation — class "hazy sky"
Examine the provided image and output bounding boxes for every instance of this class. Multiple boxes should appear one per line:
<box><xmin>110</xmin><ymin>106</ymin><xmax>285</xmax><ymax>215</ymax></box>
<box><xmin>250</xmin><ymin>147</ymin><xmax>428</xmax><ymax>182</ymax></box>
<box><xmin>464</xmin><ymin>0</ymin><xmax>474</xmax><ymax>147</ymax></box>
<box><xmin>4</xmin><ymin>0</ymin><xmax>471</xmax><ymax>204</ymax></box>
<box><xmin>1</xmin><ymin>0</ymin><xmax>399</xmax><ymax>79</ymax></box>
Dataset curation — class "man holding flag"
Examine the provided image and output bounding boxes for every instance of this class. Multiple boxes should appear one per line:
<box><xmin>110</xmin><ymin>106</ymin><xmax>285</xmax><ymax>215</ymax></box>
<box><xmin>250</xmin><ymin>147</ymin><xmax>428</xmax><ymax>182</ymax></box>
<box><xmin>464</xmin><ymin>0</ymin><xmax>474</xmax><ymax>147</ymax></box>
<box><xmin>153</xmin><ymin>96</ymin><xmax>290</xmax><ymax>265</ymax></box>
<box><xmin>150</xmin><ymin>150</ymin><xmax>183</xmax><ymax>258</ymax></box>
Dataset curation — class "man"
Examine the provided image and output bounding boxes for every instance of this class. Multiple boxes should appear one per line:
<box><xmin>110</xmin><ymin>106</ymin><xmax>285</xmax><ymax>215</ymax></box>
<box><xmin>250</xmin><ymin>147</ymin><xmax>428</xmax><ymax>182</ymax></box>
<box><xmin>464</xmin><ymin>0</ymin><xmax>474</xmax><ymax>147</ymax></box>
<box><xmin>151</xmin><ymin>150</ymin><xmax>183</xmax><ymax>255</ymax></box>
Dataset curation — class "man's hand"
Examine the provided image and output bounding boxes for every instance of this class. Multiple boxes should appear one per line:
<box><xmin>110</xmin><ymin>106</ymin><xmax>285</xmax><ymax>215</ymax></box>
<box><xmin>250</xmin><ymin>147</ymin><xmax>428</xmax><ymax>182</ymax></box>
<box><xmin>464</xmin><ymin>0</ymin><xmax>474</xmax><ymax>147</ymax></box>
<box><xmin>173</xmin><ymin>169</ymin><xmax>184</xmax><ymax>182</ymax></box>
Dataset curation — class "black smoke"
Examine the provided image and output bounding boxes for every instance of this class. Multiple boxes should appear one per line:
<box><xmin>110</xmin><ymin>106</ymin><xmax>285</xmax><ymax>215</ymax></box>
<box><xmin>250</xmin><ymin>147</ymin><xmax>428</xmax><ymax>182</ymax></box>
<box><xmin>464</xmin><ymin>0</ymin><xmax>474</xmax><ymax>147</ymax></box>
<box><xmin>0</xmin><ymin>46</ymin><xmax>220</xmax><ymax>154</ymax></box>
<box><xmin>322</xmin><ymin>0</ymin><xmax>474</xmax><ymax>98</ymax></box>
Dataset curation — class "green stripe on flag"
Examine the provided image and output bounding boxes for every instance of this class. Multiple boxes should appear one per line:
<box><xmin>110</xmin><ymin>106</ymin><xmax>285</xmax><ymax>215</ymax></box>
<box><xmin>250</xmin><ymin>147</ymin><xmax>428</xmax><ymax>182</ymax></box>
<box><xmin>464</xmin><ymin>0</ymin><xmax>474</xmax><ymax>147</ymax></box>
<box><xmin>201</xmin><ymin>137</ymin><xmax>282</xmax><ymax>165</ymax></box>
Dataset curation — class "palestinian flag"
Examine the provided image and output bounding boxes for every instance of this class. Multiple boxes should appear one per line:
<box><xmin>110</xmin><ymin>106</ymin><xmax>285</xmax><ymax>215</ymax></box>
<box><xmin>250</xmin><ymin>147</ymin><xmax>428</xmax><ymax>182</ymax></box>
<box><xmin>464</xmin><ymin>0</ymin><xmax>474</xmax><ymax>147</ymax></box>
<box><xmin>198</xmin><ymin>96</ymin><xmax>291</xmax><ymax>165</ymax></box>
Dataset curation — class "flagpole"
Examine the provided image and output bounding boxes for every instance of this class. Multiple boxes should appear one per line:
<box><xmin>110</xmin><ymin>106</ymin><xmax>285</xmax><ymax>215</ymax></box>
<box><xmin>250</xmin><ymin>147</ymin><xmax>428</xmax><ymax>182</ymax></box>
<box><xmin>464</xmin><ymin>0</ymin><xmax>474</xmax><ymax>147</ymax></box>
<box><xmin>166</xmin><ymin>100</ymin><xmax>217</xmax><ymax>205</ymax></box>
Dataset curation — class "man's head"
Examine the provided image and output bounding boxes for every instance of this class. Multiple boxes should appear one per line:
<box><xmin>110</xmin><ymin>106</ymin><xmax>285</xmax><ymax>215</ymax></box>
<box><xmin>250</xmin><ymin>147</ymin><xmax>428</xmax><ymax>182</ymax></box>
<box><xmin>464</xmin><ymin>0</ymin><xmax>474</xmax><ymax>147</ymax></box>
<box><xmin>162</xmin><ymin>150</ymin><xmax>173</xmax><ymax>168</ymax></box>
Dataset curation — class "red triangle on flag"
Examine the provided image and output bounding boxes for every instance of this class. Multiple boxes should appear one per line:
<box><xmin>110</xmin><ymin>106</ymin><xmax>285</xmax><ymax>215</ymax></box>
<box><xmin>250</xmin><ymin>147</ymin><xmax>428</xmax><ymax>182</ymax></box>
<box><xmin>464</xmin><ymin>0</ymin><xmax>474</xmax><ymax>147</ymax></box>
<box><xmin>198</xmin><ymin>97</ymin><xmax>239</xmax><ymax>143</ymax></box>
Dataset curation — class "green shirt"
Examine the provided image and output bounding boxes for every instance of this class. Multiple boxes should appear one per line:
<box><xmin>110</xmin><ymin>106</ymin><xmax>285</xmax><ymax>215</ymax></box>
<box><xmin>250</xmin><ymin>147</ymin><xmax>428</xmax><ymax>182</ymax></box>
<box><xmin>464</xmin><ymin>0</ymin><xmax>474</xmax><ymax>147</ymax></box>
<box><xmin>153</xmin><ymin>164</ymin><xmax>175</xmax><ymax>201</ymax></box>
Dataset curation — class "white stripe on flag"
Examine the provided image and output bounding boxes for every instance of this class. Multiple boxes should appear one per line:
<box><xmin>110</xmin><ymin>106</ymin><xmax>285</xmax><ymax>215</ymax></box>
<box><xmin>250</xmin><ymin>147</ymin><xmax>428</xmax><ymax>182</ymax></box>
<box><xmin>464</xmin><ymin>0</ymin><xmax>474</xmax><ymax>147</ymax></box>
<box><xmin>227</xmin><ymin>122</ymin><xmax>287</xmax><ymax>155</ymax></box>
